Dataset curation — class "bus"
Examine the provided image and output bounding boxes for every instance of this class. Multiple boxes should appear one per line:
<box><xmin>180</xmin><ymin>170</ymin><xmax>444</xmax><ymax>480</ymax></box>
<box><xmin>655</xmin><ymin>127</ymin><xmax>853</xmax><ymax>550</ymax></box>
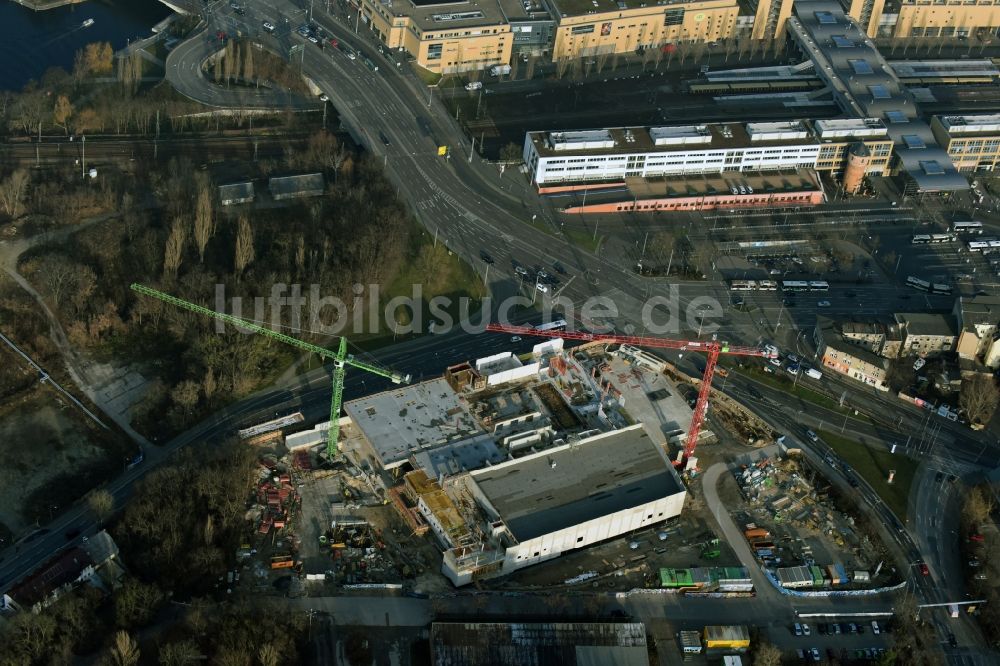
<box><xmin>906</xmin><ymin>276</ymin><xmax>931</xmax><ymax>291</ymax></box>
<box><xmin>758</xmin><ymin>280</ymin><xmax>778</xmax><ymax>291</ymax></box>
<box><xmin>912</xmin><ymin>235</ymin><xmax>932</xmax><ymax>244</ymax></box>
<box><xmin>781</xmin><ymin>280</ymin><xmax>810</xmax><ymax>291</ymax></box>
<box><xmin>931</xmin><ymin>283</ymin><xmax>952</xmax><ymax>295</ymax></box>
<box><xmin>953</xmin><ymin>220</ymin><xmax>984</xmax><ymax>234</ymax></box>
<box><xmin>730</xmin><ymin>280</ymin><xmax>758</xmax><ymax>291</ymax></box>
<box><xmin>968</xmin><ymin>241</ymin><xmax>990</xmax><ymax>252</ymax></box>
<box><xmin>931</xmin><ymin>233</ymin><xmax>956</xmax><ymax>243</ymax></box>
<box><xmin>808</xmin><ymin>281</ymin><xmax>830</xmax><ymax>292</ymax></box>
<box><xmin>534</xmin><ymin>319</ymin><xmax>568</xmax><ymax>332</ymax></box>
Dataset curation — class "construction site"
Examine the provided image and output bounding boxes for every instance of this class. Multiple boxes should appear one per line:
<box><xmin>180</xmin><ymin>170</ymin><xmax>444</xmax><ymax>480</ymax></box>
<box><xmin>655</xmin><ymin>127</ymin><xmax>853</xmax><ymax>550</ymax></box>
<box><xmin>722</xmin><ymin>450</ymin><xmax>892</xmax><ymax>591</ymax></box>
<box><xmin>218</xmin><ymin>321</ymin><xmax>796</xmax><ymax>595</ymax></box>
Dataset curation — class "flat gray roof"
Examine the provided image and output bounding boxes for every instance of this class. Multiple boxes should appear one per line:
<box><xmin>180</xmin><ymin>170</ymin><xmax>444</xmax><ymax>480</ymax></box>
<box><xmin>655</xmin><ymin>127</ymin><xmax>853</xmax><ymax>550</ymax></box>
<box><xmin>430</xmin><ymin>621</ymin><xmax>649</xmax><ymax>666</ymax></box>
<box><xmin>411</xmin><ymin>433</ymin><xmax>506</xmax><ymax>478</ymax></box>
<box><xmin>896</xmin><ymin>312</ymin><xmax>957</xmax><ymax>338</ymax></box>
<box><xmin>344</xmin><ymin>377</ymin><xmax>484</xmax><ymax>469</ymax></box>
<box><xmin>470</xmin><ymin>425</ymin><xmax>683</xmax><ymax>542</ymax></box>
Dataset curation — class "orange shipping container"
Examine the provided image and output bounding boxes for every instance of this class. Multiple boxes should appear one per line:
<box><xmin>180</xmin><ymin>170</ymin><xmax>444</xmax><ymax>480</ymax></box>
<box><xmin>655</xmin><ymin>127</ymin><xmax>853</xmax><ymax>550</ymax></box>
<box><xmin>744</xmin><ymin>528</ymin><xmax>770</xmax><ymax>540</ymax></box>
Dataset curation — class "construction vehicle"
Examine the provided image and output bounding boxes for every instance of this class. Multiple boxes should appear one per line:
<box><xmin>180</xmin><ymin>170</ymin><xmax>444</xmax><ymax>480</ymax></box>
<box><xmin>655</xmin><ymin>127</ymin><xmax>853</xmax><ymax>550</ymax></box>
<box><xmin>484</xmin><ymin>323</ymin><xmax>774</xmax><ymax>465</ymax></box>
<box><xmin>130</xmin><ymin>284</ymin><xmax>410</xmax><ymax>457</ymax></box>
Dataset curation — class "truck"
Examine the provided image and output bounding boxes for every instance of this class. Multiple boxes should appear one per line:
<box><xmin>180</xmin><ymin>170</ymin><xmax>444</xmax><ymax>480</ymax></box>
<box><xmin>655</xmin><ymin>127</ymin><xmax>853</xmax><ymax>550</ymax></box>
<box><xmin>489</xmin><ymin>64</ymin><xmax>511</xmax><ymax>76</ymax></box>
<box><xmin>805</xmin><ymin>367</ymin><xmax>822</xmax><ymax>380</ymax></box>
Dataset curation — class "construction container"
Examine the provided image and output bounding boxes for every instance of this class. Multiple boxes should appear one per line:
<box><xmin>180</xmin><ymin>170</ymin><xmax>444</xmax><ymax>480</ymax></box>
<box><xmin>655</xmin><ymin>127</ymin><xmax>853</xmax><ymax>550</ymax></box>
<box><xmin>744</xmin><ymin>527</ymin><xmax>770</xmax><ymax>540</ymax></box>
<box><xmin>678</xmin><ymin>630</ymin><xmax>702</xmax><ymax>654</ymax></box>
<box><xmin>703</xmin><ymin>625</ymin><xmax>750</xmax><ymax>651</ymax></box>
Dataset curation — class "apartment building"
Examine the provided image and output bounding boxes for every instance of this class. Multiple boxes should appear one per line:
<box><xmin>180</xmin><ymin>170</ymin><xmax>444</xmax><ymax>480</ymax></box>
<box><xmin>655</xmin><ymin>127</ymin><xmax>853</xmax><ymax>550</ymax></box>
<box><xmin>954</xmin><ymin>294</ymin><xmax>1000</xmax><ymax>367</ymax></box>
<box><xmin>887</xmin><ymin>0</ymin><xmax>1000</xmax><ymax>39</ymax></box>
<box><xmin>357</xmin><ymin>0</ymin><xmax>514</xmax><ymax>73</ymax></box>
<box><xmin>523</xmin><ymin>118</ymin><xmax>893</xmax><ymax>188</ymax></box>
<box><xmin>815</xmin><ymin>317</ymin><xmax>891</xmax><ymax>391</ymax></box>
<box><xmin>895</xmin><ymin>312</ymin><xmax>958</xmax><ymax>357</ymax></box>
<box><xmin>930</xmin><ymin>114</ymin><xmax>1000</xmax><ymax>173</ymax></box>
<box><xmin>548</xmin><ymin>0</ymin><xmax>740</xmax><ymax>60</ymax></box>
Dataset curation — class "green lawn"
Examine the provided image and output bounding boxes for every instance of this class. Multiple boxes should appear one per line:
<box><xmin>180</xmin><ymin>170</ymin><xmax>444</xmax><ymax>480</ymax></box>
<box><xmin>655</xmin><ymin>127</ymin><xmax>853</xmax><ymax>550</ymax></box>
<box><xmin>818</xmin><ymin>430</ymin><xmax>918</xmax><ymax>521</ymax></box>
<box><xmin>411</xmin><ymin>63</ymin><xmax>442</xmax><ymax>86</ymax></box>
<box><xmin>739</xmin><ymin>366</ymin><xmax>855</xmax><ymax>415</ymax></box>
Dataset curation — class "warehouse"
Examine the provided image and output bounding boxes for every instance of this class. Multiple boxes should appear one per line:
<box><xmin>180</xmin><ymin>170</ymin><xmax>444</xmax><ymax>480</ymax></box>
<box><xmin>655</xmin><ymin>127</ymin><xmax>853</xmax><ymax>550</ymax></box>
<box><xmin>430</xmin><ymin>621</ymin><xmax>649</xmax><ymax>665</ymax></box>
<box><xmin>776</xmin><ymin>565</ymin><xmax>815</xmax><ymax>589</ymax></box>
<box><xmin>441</xmin><ymin>425</ymin><xmax>687</xmax><ymax>585</ymax></box>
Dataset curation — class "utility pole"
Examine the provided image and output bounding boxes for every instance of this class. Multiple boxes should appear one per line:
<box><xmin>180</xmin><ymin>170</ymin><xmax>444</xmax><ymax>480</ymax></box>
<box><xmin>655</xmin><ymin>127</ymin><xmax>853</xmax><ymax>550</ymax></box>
<box><xmin>665</xmin><ymin>247</ymin><xmax>675</xmax><ymax>277</ymax></box>
<box><xmin>468</xmin><ymin>135</ymin><xmax>475</xmax><ymax>163</ymax></box>
<box><xmin>81</xmin><ymin>135</ymin><xmax>86</xmax><ymax>178</ymax></box>
<box><xmin>483</xmin><ymin>262</ymin><xmax>490</xmax><ymax>286</ymax></box>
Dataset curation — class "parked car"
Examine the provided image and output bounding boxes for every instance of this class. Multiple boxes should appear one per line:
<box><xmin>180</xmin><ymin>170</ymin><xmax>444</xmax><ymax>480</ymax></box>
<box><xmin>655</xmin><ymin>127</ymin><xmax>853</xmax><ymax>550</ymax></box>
<box><xmin>262</xmin><ymin>21</ymin><xmax>275</xmax><ymax>32</ymax></box>
<box><xmin>786</xmin><ymin>364</ymin><xmax>800</xmax><ymax>375</ymax></box>
<box><xmin>920</xmin><ymin>563</ymin><xmax>930</xmax><ymax>576</ymax></box>
<box><xmin>817</xmin><ymin>300</ymin><xmax>831</xmax><ymax>307</ymax></box>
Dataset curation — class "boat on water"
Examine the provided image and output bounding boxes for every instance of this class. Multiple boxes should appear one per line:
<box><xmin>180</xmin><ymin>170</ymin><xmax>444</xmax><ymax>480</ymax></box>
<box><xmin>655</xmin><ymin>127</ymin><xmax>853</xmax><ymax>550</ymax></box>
<box><xmin>82</xmin><ymin>19</ymin><xmax>95</xmax><ymax>28</ymax></box>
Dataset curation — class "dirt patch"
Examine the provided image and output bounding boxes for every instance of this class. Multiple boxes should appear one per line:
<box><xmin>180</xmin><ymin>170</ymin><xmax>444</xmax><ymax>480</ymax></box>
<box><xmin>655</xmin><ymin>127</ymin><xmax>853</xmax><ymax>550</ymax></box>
<box><xmin>0</xmin><ymin>392</ymin><xmax>115</xmax><ymax>536</ymax></box>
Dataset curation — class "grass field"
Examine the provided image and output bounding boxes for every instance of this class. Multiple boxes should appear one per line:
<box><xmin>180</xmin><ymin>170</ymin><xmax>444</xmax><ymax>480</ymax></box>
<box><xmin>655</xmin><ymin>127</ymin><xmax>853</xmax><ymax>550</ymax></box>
<box><xmin>818</xmin><ymin>430</ymin><xmax>918</xmax><ymax>521</ymax></box>
<box><xmin>740</xmin><ymin>366</ymin><xmax>857</xmax><ymax>415</ymax></box>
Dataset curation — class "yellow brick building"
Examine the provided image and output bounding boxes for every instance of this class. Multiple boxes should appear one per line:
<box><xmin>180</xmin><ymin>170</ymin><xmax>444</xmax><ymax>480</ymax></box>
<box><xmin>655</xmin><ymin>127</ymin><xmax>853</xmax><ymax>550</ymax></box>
<box><xmin>548</xmin><ymin>0</ymin><xmax>739</xmax><ymax>60</ymax></box>
<box><xmin>845</xmin><ymin>0</ymin><xmax>1000</xmax><ymax>39</ymax></box>
<box><xmin>744</xmin><ymin>0</ymin><xmax>795</xmax><ymax>40</ymax></box>
<box><xmin>930</xmin><ymin>114</ymin><xmax>1000</xmax><ymax>172</ymax></box>
<box><xmin>357</xmin><ymin>0</ymin><xmax>513</xmax><ymax>73</ymax></box>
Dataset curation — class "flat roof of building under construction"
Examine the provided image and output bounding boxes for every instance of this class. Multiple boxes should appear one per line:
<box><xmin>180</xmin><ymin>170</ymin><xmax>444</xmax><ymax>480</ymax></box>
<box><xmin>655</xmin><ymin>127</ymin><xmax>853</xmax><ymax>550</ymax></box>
<box><xmin>470</xmin><ymin>425</ymin><xmax>683</xmax><ymax>543</ymax></box>
<box><xmin>343</xmin><ymin>377</ymin><xmax>484</xmax><ymax>469</ymax></box>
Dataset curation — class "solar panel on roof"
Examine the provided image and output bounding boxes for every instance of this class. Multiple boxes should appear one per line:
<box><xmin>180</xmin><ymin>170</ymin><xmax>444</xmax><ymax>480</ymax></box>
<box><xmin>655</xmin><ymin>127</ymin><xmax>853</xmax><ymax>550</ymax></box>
<box><xmin>849</xmin><ymin>59</ymin><xmax>874</xmax><ymax>75</ymax></box>
<box><xmin>902</xmin><ymin>135</ymin><xmax>926</xmax><ymax>150</ymax></box>
<box><xmin>886</xmin><ymin>111</ymin><xmax>909</xmax><ymax>123</ymax></box>
<box><xmin>869</xmin><ymin>84</ymin><xmax>890</xmax><ymax>99</ymax></box>
<box><xmin>816</xmin><ymin>11</ymin><xmax>837</xmax><ymax>24</ymax></box>
<box><xmin>920</xmin><ymin>160</ymin><xmax>945</xmax><ymax>175</ymax></box>
<box><xmin>832</xmin><ymin>35</ymin><xmax>854</xmax><ymax>47</ymax></box>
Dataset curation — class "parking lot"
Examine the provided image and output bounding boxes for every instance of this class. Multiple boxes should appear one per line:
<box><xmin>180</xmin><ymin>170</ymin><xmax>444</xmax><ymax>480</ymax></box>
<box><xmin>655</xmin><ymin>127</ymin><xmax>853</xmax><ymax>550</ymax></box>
<box><xmin>772</xmin><ymin>618</ymin><xmax>894</xmax><ymax>664</ymax></box>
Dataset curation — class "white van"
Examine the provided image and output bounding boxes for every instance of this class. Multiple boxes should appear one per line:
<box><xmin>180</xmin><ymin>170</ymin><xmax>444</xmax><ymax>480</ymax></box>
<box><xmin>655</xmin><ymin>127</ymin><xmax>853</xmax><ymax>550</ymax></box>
<box><xmin>805</xmin><ymin>368</ymin><xmax>822</xmax><ymax>380</ymax></box>
<box><xmin>465</xmin><ymin>81</ymin><xmax>483</xmax><ymax>91</ymax></box>
<box><xmin>536</xmin><ymin>282</ymin><xmax>549</xmax><ymax>294</ymax></box>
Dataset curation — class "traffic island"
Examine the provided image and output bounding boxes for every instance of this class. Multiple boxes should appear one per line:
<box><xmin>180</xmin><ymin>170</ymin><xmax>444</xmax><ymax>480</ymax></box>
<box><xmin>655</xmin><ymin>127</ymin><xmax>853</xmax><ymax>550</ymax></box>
<box><xmin>817</xmin><ymin>430</ymin><xmax>917</xmax><ymax>521</ymax></box>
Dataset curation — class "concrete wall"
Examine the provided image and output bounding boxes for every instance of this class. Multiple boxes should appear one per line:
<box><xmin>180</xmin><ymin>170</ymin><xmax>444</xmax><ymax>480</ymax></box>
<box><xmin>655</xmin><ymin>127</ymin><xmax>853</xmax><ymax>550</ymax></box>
<box><xmin>501</xmin><ymin>491</ymin><xmax>686</xmax><ymax>573</ymax></box>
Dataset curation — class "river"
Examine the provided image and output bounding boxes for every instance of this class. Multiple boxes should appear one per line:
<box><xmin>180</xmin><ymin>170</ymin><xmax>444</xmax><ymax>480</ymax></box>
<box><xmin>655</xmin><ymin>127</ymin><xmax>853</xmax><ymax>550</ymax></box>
<box><xmin>0</xmin><ymin>0</ymin><xmax>173</xmax><ymax>91</ymax></box>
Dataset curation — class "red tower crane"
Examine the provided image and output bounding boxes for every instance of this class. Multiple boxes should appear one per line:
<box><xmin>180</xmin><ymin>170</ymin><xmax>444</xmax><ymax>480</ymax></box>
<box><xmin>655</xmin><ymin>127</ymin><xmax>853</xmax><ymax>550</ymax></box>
<box><xmin>485</xmin><ymin>323</ymin><xmax>773</xmax><ymax>463</ymax></box>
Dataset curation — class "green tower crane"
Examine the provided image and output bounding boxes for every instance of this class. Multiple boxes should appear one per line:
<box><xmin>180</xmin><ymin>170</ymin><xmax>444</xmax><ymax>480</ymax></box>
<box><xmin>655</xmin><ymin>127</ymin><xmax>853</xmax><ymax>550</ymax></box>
<box><xmin>130</xmin><ymin>283</ymin><xmax>410</xmax><ymax>457</ymax></box>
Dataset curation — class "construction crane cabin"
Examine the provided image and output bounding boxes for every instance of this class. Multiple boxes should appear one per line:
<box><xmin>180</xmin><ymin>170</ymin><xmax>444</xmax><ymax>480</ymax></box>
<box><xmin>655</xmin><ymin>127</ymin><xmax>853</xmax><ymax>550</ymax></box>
<box><xmin>485</xmin><ymin>322</ymin><xmax>774</xmax><ymax>467</ymax></box>
<box><xmin>130</xmin><ymin>283</ymin><xmax>410</xmax><ymax>458</ymax></box>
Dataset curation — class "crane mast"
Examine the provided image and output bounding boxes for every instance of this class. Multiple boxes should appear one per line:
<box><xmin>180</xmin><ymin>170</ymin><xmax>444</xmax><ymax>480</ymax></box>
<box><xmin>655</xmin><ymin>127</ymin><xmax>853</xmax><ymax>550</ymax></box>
<box><xmin>130</xmin><ymin>283</ymin><xmax>410</xmax><ymax>457</ymax></box>
<box><xmin>484</xmin><ymin>322</ymin><xmax>769</xmax><ymax>463</ymax></box>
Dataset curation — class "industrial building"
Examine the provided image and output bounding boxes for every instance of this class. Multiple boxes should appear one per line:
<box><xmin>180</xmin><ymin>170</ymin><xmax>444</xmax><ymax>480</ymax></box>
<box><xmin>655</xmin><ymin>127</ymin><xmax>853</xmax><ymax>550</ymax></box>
<box><xmin>429</xmin><ymin>621</ymin><xmax>650</xmax><ymax>665</ymax></box>
<box><xmin>440</xmin><ymin>425</ymin><xmax>687</xmax><ymax>585</ymax></box>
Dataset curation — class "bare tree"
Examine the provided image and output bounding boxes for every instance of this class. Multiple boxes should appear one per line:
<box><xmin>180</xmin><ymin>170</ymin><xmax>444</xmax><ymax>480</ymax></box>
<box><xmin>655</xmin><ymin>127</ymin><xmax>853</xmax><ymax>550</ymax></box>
<box><xmin>53</xmin><ymin>95</ymin><xmax>73</xmax><ymax>135</ymax></box>
<box><xmin>213</xmin><ymin>53</ymin><xmax>223</xmax><ymax>83</ymax></box>
<box><xmin>0</xmin><ymin>169</ymin><xmax>30</xmax><ymax>218</ymax></box>
<box><xmin>754</xmin><ymin>642</ymin><xmax>783</xmax><ymax>666</ymax></box>
<box><xmin>158</xmin><ymin>640</ymin><xmax>201</xmax><ymax>666</ymax></box>
<box><xmin>106</xmin><ymin>631</ymin><xmax>139</xmax><ymax>666</ymax></box>
<box><xmin>243</xmin><ymin>42</ymin><xmax>255</xmax><ymax>86</ymax></box>
<box><xmin>258</xmin><ymin>644</ymin><xmax>279</xmax><ymax>666</ymax></box>
<box><xmin>234</xmin><ymin>216</ymin><xmax>255</xmax><ymax>278</ymax></box>
<box><xmin>193</xmin><ymin>183</ymin><xmax>215</xmax><ymax>263</ymax></box>
<box><xmin>163</xmin><ymin>218</ymin><xmax>188</xmax><ymax>281</ymax></box>
<box><xmin>960</xmin><ymin>375</ymin><xmax>999</xmax><ymax>427</ymax></box>
<box><xmin>963</xmin><ymin>484</ymin><xmax>995</xmax><ymax>528</ymax></box>
<box><xmin>87</xmin><ymin>489</ymin><xmax>115</xmax><ymax>522</ymax></box>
